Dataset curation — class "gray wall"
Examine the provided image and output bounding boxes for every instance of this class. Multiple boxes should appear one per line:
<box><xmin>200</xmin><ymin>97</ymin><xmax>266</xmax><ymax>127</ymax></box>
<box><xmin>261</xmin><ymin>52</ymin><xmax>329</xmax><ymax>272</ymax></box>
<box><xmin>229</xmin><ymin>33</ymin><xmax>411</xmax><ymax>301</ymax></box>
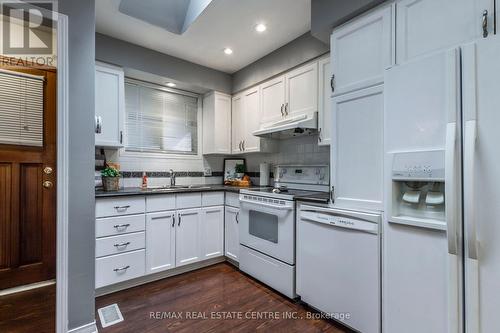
<box><xmin>231</xmin><ymin>32</ymin><xmax>329</xmax><ymax>93</ymax></box>
<box><xmin>311</xmin><ymin>0</ymin><xmax>387</xmax><ymax>43</ymax></box>
<box><xmin>95</xmin><ymin>33</ymin><xmax>232</xmax><ymax>94</ymax></box>
<box><xmin>58</xmin><ymin>0</ymin><xmax>96</xmax><ymax>330</ymax></box>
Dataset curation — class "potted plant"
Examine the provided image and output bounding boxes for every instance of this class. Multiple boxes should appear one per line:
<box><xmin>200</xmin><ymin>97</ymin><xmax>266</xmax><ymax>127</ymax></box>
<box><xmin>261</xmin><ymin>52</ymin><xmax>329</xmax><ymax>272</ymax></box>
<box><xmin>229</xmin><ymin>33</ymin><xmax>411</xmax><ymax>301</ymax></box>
<box><xmin>101</xmin><ymin>166</ymin><xmax>121</xmax><ymax>191</ymax></box>
<box><xmin>235</xmin><ymin>163</ymin><xmax>246</xmax><ymax>179</ymax></box>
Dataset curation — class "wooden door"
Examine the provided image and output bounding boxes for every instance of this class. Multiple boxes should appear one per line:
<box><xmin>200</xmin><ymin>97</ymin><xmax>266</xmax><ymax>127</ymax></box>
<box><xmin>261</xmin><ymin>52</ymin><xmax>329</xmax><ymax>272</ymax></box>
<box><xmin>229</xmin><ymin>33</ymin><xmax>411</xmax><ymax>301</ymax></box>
<box><xmin>0</xmin><ymin>60</ymin><xmax>57</xmax><ymax>290</ymax></box>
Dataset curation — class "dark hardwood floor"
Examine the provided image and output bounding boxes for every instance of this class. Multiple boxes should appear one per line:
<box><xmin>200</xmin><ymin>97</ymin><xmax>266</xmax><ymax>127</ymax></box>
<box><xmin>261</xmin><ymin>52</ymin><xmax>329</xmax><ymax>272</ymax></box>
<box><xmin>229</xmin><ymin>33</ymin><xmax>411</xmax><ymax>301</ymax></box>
<box><xmin>0</xmin><ymin>284</ymin><xmax>55</xmax><ymax>333</ymax></box>
<box><xmin>96</xmin><ymin>263</ymin><xmax>351</xmax><ymax>333</ymax></box>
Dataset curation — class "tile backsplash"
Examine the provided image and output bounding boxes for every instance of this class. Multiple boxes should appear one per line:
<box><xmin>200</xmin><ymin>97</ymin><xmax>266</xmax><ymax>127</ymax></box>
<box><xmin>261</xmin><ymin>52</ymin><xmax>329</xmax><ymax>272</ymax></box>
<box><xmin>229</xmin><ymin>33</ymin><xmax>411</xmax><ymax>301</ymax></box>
<box><xmin>95</xmin><ymin>135</ymin><xmax>330</xmax><ymax>187</ymax></box>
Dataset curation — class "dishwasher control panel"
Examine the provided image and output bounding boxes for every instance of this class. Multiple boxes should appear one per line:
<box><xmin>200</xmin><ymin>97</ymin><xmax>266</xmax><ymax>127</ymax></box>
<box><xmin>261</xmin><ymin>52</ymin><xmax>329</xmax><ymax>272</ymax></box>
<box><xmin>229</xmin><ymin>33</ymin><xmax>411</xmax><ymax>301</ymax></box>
<box><xmin>299</xmin><ymin>210</ymin><xmax>379</xmax><ymax>234</ymax></box>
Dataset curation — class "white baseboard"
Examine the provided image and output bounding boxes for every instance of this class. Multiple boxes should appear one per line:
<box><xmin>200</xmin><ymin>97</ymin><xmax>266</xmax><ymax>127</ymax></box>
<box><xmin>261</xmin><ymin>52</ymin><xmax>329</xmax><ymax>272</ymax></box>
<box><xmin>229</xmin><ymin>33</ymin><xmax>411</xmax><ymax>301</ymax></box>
<box><xmin>95</xmin><ymin>256</ymin><xmax>226</xmax><ymax>297</ymax></box>
<box><xmin>68</xmin><ymin>321</ymin><xmax>98</xmax><ymax>333</ymax></box>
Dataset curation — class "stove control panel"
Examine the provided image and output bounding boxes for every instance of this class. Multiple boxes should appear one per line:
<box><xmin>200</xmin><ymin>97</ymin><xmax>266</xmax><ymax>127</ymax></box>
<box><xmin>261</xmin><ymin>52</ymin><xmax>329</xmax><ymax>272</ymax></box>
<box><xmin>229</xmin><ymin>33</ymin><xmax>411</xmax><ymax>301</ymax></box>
<box><xmin>275</xmin><ymin>165</ymin><xmax>329</xmax><ymax>185</ymax></box>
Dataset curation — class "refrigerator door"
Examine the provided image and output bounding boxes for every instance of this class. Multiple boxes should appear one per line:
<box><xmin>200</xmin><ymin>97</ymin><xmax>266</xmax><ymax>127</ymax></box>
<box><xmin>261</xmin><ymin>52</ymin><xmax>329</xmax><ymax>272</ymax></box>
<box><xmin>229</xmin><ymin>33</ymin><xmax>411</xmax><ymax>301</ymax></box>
<box><xmin>462</xmin><ymin>36</ymin><xmax>500</xmax><ymax>333</ymax></box>
<box><xmin>384</xmin><ymin>49</ymin><xmax>462</xmax><ymax>333</ymax></box>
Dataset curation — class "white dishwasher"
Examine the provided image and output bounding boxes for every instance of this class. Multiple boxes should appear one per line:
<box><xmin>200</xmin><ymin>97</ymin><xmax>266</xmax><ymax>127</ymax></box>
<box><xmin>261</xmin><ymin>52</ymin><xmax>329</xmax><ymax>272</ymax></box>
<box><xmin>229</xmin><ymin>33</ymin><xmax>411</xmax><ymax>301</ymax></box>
<box><xmin>297</xmin><ymin>204</ymin><xmax>381</xmax><ymax>333</ymax></box>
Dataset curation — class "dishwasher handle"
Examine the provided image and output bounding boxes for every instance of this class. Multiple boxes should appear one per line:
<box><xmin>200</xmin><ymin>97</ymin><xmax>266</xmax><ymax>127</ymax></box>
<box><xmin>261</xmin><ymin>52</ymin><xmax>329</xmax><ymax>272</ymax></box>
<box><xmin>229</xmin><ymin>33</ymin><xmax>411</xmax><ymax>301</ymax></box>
<box><xmin>300</xmin><ymin>210</ymin><xmax>379</xmax><ymax>235</ymax></box>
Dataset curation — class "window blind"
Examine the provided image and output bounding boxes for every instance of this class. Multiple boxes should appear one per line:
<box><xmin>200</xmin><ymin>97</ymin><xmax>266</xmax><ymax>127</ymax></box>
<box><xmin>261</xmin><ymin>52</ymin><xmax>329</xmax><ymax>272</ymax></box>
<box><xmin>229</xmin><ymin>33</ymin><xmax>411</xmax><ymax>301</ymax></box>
<box><xmin>125</xmin><ymin>81</ymin><xmax>199</xmax><ymax>155</ymax></box>
<box><xmin>0</xmin><ymin>70</ymin><xmax>44</xmax><ymax>147</ymax></box>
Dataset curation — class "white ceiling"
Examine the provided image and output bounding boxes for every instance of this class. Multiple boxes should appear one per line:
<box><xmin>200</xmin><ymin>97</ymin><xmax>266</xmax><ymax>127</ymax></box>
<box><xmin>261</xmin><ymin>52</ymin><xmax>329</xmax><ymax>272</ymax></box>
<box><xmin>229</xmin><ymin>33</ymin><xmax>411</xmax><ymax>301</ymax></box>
<box><xmin>96</xmin><ymin>0</ymin><xmax>311</xmax><ymax>74</ymax></box>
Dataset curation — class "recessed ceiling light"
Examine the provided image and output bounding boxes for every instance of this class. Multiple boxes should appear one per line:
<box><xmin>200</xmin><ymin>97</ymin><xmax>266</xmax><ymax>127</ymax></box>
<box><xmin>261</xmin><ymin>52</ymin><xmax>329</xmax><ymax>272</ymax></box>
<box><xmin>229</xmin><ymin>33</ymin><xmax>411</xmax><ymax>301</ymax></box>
<box><xmin>166</xmin><ymin>82</ymin><xmax>176</xmax><ymax>87</ymax></box>
<box><xmin>223</xmin><ymin>47</ymin><xmax>233</xmax><ymax>55</ymax></box>
<box><xmin>255</xmin><ymin>23</ymin><xmax>267</xmax><ymax>33</ymax></box>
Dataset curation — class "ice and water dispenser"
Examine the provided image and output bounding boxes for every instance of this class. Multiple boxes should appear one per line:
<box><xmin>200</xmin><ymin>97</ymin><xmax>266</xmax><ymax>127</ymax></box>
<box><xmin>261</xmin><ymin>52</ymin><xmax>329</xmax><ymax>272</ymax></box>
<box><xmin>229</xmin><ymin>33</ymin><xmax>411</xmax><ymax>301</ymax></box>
<box><xmin>390</xmin><ymin>150</ymin><xmax>446</xmax><ymax>225</ymax></box>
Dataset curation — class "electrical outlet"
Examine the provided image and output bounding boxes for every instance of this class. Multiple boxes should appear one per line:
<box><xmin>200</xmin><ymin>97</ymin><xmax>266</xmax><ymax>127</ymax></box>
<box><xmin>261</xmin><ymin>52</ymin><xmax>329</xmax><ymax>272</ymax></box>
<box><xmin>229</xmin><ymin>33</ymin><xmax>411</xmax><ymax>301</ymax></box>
<box><xmin>204</xmin><ymin>167</ymin><xmax>212</xmax><ymax>176</ymax></box>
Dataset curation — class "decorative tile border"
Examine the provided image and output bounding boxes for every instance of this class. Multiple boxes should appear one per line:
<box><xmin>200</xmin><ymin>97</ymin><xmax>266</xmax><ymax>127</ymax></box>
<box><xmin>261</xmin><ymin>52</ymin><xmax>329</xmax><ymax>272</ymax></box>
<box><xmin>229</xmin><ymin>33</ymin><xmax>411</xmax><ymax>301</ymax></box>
<box><xmin>96</xmin><ymin>170</ymin><xmax>270</xmax><ymax>179</ymax></box>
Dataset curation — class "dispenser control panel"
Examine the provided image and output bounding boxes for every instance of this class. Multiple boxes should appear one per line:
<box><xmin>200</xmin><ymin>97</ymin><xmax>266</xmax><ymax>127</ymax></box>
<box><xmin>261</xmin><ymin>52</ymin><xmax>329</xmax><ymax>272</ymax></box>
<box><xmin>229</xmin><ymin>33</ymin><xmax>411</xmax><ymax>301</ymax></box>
<box><xmin>392</xmin><ymin>150</ymin><xmax>445</xmax><ymax>181</ymax></box>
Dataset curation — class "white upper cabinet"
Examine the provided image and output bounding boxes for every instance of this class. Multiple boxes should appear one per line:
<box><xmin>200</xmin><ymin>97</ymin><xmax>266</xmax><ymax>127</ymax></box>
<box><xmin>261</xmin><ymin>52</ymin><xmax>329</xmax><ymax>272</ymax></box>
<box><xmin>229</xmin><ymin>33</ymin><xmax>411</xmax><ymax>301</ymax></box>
<box><xmin>396</xmin><ymin>0</ymin><xmax>495</xmax><ymax>64</ymax></box>
<box><xmin>175</xmin><ymin>208</ymin><xmax>201</xmax><ymax>267</ymax></box>
<box><xmin>260</xmin><ymin>75</ymin><xmax>286</xmax><ymax>126</ymax></box>
<box><xmin>201</xmin><ymin>206</ymin><xmax>224</xmax><ymax>260</ymax></box>
<box><xmin>231</xmin><ymin>94</ymin><xmax>244</xmax><ymax>154</ymax></box>
<box><xmin>285</xmin><ymin>62</ymin><xmax>318</xmax><ymax>118</ymax></box>
<box><xmin>331</xmin><ymin>4</ymin><xmax>394</xmax><ymax>96</ymax></box>
<box><xmin>224</xmin><ymin>206</ymin><xmax>239</xmax><ymax>262</ymax></box>
<box><xmin>232</xmin><ymin>87</ymin><xmax>277</xmax><ymax>154</ymax></box>
<box><xmin>331</xmin><ymin>85</ymin><xmax>384</xmax><ymax>212</ymax></box>
<box><xmin>202</xmin><ymin>92</ymin><xmax>231</xmax><ymax>155</ymax></box>
<box><xmin>145</xmin><ymin>211</ymin><xmax>175</xmax><ymax>274</ymax></box>
<box><xmin>318</xmin><ymin>56</ymin><xmax>332</xmax><ymax>146</ymax></box>
<box><xmin>95</xmin><ymin>62</ymin><xmax>125</xmax><ymax>148</ymax></box>
<box><xmin>242</xmin><ymin>87</ymin><xmax>261</xmax><ymax>152</ymax></box>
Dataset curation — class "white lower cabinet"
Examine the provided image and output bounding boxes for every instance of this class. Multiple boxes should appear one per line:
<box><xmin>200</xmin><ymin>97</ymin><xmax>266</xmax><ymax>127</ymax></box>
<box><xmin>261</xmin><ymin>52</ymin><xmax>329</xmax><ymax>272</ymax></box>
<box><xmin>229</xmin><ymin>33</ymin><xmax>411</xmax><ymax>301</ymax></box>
<box><xmin>201</xmin><ymin>206</ymin><xmax>224</xmax><ymax>260</ymax></box>
<box><xmin>175</xmin><ymin>208</ymin><xmax>202</xmax><ymax>267</ymax></box>
<box><xmin>224</xmin><ymin>206</ymin><xmax>239</xmax><ymax>262</ymax></box>
<box><xmin>145</xmin><ymin>211</ymin><xmax>176</xmax><ymax>274</ymax></box>
<box><xmin>95</xmin><ymin>249</ymin><xmax>146</xmax><ymax>289</ymax></box>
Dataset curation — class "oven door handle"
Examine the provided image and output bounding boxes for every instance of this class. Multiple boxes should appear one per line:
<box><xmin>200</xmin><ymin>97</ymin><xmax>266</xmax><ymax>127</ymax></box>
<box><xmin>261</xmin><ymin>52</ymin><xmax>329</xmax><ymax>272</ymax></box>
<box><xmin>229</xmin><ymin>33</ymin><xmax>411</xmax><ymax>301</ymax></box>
<box><xmin>240</xmin><ymin>199</ymin><xmax>293</xmax><ymax>213</ymax></box>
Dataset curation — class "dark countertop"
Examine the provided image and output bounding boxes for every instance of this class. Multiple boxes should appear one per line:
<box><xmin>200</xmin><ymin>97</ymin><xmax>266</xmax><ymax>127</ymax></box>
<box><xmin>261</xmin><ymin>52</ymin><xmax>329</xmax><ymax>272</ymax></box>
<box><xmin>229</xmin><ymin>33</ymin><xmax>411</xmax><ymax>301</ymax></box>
<box><xmin>294</xmin><ymin>192</ymin><xmax>330</xmax><ymax>204</ymax></box>
<box><xmin>95</xmin><ymin>185</ymin><xmax>267</xmax><ymax>198</ymax></box>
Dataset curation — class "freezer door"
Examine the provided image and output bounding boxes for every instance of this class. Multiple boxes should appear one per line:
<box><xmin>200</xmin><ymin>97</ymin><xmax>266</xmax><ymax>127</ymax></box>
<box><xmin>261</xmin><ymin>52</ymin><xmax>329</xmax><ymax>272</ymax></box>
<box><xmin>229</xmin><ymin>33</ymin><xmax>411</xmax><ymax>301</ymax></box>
<box><xmin>383</xmin><ymin>48</ymin><xmax>463</xmax><ymax>333</ymax></box>
<box><xmin>462</xmin><ymin>36</ymin><xmax>500</xmax><ymax>333</ymax></box>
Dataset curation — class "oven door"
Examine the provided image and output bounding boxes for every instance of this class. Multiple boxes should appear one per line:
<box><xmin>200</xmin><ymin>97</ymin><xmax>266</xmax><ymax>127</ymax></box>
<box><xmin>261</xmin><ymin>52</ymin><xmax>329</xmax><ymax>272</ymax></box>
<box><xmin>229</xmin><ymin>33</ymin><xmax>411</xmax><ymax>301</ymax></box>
<box><xmin>239</xmin><ymin>195</ymin><xmax>295</xmax><ymax>264</ymax></box>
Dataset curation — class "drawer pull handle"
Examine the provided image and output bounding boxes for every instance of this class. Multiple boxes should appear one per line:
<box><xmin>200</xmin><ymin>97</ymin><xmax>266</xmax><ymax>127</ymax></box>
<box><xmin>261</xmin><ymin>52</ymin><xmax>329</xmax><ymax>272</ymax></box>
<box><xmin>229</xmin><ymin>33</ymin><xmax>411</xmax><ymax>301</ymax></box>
<box><xmin>114</xmin><ymin>242</ymin><xmax>130</xmax><ymax>248</ymax></box>
<box><xmin>113</xmin><ymin>223</ymin><xmax>130</xmax><ymax>230</ymax></box>
<box><xmin>114</xmin><ymin>205</ymin><xmax>131</xmax><ymax>211</ymax></box>
<box><xmin>113</xmin><ymin>265</ymin><xmax>130</xmax><ymax>272</ymax></box>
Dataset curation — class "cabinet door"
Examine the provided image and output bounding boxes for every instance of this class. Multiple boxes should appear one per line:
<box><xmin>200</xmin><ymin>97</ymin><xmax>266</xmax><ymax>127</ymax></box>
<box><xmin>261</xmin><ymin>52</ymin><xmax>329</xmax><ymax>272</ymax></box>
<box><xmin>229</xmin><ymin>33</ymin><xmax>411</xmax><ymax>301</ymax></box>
<box><xmin>318</xmin><ymin>57</ymin><xmax>332</xmax><ymax>146</ymax></box>
<box><xmin>145</xmin><ymin>211</ymin><xmax>175</xmax><ymax>274</ymax></box>
<box><xmin>231</xmin><ymin>94</ymin><xmax>244</xmax><ymax>154</ymax></box>
<box><xmin>285</xmin><ymin>62</ymin><xmax>318</xmax><ymax>118</ymax></box>
<box><xmin>242</xmin><ymin>86</ymin><xmax>261</xmax><ymax>152</ymax></box>
<box><xmin>260</xmin><ymin>75</ymin><xmax>286</xmax><ymax>125</ymax></box>
<box><xmin>224</xmin><ymin>206</ymin><xmax>239</xmax><ymax>262</ymax></box>
<box><xmin>331</xmin><ymin>4</ymin><xmax>394</xmax><ymax>96</ymax></box>
<box><xmin>396</xmin><ymin>0</ymin><xmax>494</xmax><ymax>64</ymax></box>
<box><xmin>175</xmin><ymin>208</ymin><xmax>201</xmax><ymax>267</ymax></box>
<box><xmin>95</xmin><ymin>63</ymin><xmax>124</xmax><ymax>147</ymax></box>
<box><xmin>201</xmin><ymin>206</ymin><xmax>224</xmax><ymax>260</ymax></box>
<box><xmin>214</xmin><ymin>93</ymin><xmax>232</xmax><ymax>154</ymax></box>
<box><xmin>331</xmin><ymin>85</ymin><xmax>384</xmax><ymax>211</ymax></box>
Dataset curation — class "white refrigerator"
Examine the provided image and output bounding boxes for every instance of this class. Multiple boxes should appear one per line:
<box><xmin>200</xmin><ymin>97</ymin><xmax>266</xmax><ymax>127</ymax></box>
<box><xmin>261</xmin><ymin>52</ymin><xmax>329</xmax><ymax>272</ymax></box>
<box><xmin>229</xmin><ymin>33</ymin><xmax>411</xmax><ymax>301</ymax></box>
<box><xmin>384</xmin><ymin>36</ymin><xmax>500</xmax><ymax>332</ymax></box>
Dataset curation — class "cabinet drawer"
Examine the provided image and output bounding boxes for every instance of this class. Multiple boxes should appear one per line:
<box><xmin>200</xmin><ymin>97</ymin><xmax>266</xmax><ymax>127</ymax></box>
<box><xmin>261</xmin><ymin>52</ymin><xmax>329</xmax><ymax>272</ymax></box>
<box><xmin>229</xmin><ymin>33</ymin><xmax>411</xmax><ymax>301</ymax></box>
<box><xmin>96</xmin><ymin>214</ymin><xmax>145</xmax><ymax>238</ymax></box>
<box><xmin>96</xmin><ymin>232</ymin><xmax>145</xmax><ymax>258</ymax></box>
<box><xmin>202</xmin><ymin>192</ymin><xmax>224</xmax><ymax>206</ymax></box>
<box><xmin>146</xmin><ymin>194</ymin><xmax>176</xmax><ymax>212</ymax></box>
<box><xmin>225</xmin><ymin>192</ymin><xmax>240</xmax><ymax>208</ymax></box>
<box><xmin>176</xmin><ymin>193</ymin><xmax>202</xmax><ymax>209</ymax></box>
<box><xmin>96</xmin><ymin>196</ymin><xmax>145</xmax><ymax>218</ymax></box>
<box><xmin>95</xmin><ymin>249</ymin><xmax>145</xmax><ymax>288</ymax></box>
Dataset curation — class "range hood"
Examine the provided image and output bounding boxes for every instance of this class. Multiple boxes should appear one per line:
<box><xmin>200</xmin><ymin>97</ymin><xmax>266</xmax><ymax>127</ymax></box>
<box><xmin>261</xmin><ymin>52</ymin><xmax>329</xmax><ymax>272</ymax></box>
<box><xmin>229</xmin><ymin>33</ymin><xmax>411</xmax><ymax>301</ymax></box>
<box><xmin>252</xmin><ymin>112</ymin><xmax>318</xmax><ymax>139</ymax></box>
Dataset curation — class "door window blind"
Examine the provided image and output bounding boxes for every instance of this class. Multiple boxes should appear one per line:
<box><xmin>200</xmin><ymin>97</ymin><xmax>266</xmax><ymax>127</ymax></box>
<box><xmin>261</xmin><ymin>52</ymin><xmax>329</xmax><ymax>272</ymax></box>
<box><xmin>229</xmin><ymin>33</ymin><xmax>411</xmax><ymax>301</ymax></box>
<box><xmin>0</xmin><ymin>70</ymin><xmax>44</xmax><ymax>147</ymax></box>
<box><xmin>125</xmin><ymin>81</ymin><xmax>199</xmax><ymax>155</ymax></box>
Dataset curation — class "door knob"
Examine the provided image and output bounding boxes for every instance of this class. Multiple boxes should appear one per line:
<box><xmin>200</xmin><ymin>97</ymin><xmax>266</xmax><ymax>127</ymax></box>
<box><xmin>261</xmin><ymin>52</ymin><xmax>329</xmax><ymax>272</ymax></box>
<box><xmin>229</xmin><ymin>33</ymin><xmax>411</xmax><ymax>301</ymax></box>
<box><xmin>42</xmin><ymin>181</ymin><xmax>53</xmax><ymax>189</ymax></box>
<box><xmin>43</xmin><ymin>166</ymin><xmax>53</xmax><ymax>175</ymax></box>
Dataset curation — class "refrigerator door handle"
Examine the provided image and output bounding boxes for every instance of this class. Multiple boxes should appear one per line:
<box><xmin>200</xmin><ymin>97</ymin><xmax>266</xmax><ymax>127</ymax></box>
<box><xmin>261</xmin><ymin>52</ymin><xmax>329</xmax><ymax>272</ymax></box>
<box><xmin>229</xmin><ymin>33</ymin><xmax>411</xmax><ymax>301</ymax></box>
<box><xmin>465</xmin><ymin>120</ymin><xmax>478</xmax><ymax>260</ymax></box>
<box><xmin>445</xmin><ymin>122</ymin><xmax>458</xmax><ymax>255</ymax></box>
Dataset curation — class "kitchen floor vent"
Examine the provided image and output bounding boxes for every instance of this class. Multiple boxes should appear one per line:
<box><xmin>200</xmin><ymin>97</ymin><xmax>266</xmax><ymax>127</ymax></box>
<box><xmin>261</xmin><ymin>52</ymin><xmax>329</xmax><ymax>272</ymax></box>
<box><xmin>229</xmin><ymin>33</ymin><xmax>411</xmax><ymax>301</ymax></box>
<box><xmin>97</xmin><ymin>303</ymin><xmax>124</xmax><ymax>328</ymax></box>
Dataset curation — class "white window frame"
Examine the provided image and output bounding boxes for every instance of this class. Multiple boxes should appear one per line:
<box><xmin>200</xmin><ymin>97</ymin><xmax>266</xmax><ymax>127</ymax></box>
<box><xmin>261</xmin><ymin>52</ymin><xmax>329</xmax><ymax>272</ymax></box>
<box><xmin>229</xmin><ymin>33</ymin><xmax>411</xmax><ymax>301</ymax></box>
<box><xmin>120</xmin><ymin>79</ymin><xmax>203</xmax><ymax>161</ymax></box>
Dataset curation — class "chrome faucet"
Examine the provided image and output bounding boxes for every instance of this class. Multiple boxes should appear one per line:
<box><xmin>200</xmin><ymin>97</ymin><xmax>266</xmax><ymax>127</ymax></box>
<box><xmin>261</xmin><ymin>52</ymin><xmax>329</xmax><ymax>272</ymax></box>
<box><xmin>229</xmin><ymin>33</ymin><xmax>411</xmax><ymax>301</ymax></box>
<box><xmin>169</xmin><ymin>169</ymin><xmax>176</xmax><ymax>186</ymax></box>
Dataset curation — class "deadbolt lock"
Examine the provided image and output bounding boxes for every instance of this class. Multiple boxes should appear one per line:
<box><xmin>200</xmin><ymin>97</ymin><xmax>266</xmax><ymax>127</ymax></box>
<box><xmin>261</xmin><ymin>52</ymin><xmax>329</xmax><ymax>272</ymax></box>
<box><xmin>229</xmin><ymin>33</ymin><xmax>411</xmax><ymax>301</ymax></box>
<box><xmin>44</xmin><ymin>167</ymin><xmax>53</xmax><ymax>175</ymax></box>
